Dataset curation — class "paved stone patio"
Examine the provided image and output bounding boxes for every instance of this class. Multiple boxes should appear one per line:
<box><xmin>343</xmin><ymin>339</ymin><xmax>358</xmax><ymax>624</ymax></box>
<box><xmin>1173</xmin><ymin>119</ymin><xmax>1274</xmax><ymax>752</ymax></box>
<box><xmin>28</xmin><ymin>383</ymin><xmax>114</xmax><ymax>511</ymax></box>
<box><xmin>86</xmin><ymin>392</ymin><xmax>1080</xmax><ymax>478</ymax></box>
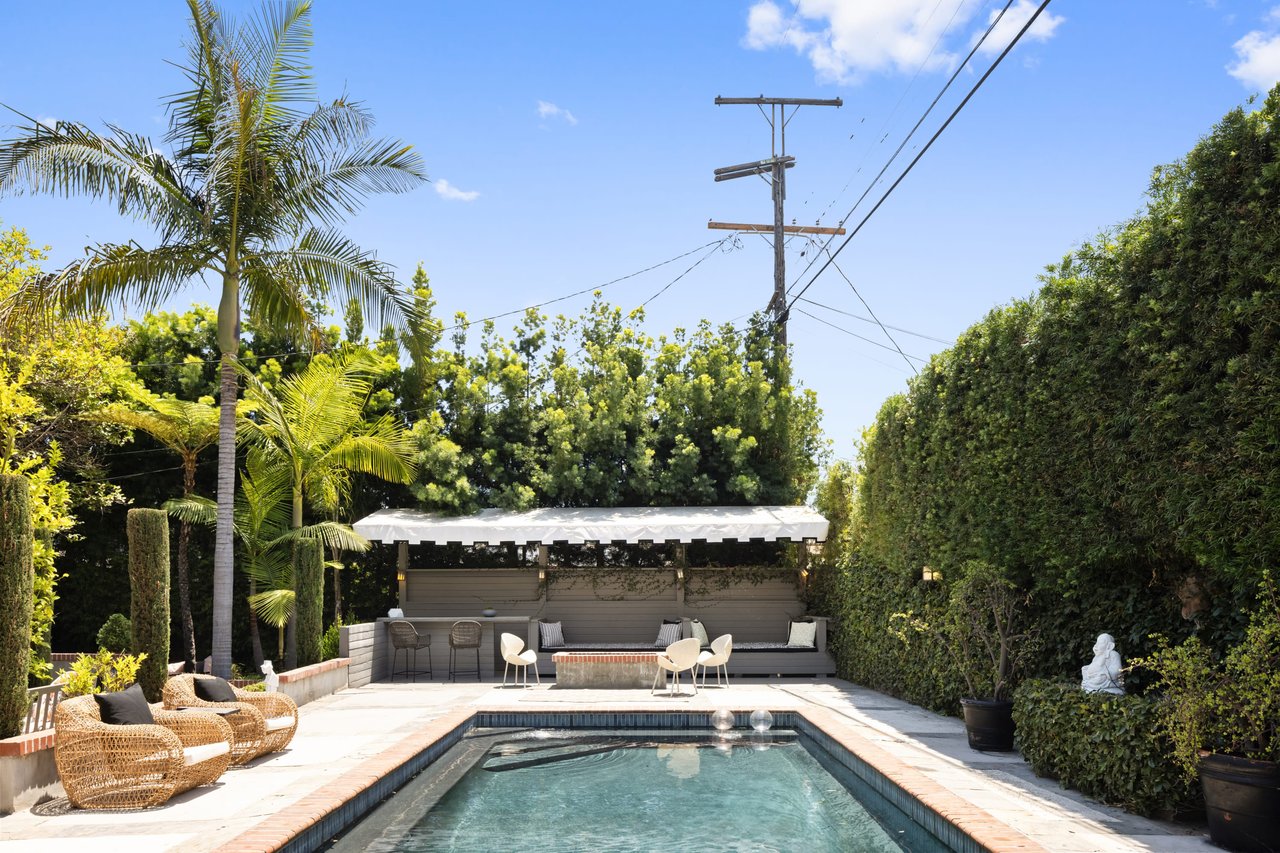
<box><xmin>0</xmin><ymin>678</ymin><xmax>1210</xmax><ymax>852</ymax></box>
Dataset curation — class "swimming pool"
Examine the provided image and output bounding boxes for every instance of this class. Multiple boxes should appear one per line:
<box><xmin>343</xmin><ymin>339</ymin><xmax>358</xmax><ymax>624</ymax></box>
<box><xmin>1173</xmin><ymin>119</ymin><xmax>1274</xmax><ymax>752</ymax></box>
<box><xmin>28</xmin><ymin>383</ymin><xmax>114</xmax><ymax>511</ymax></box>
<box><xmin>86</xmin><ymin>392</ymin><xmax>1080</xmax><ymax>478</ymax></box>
<box><xmin>329</xmin><ymin>725</ymin><xmax>952</xmax><ymax>852</ymax></box>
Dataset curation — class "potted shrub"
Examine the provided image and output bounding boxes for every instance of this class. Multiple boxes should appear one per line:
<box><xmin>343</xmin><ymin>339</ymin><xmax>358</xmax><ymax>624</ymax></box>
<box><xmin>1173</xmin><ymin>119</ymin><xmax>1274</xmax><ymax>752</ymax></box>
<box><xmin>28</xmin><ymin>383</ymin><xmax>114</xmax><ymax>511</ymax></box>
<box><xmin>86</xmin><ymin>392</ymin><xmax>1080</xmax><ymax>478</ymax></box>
<box><xmin>891</xmin><ymin>560</ymin><xmax>1037</xmax><ymax>751</ymax></box>
<box><xmin>946</xmin><ymin>561</ymin><xmax>1038</xmax><ymax>752</ymax></box>
<box><xmin>1136</xmin><ymin>581</ymin><xmax>1280</xmax><ymax>853</ymax></box>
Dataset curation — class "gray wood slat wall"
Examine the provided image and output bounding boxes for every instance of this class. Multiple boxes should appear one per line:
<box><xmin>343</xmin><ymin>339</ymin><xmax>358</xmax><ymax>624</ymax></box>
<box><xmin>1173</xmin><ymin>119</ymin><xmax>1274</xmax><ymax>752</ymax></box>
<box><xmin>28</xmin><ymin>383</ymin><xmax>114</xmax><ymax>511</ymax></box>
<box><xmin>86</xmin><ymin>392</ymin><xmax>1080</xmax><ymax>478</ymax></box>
<box><xmin>401</xmin><ymin>567</ymin><xmax>805</xmax><ymax>645</ymax></box>
<box><xmin>339</xmin><ymin>621</ymin><xmax>381</xmax><ymax>687</ymax></box>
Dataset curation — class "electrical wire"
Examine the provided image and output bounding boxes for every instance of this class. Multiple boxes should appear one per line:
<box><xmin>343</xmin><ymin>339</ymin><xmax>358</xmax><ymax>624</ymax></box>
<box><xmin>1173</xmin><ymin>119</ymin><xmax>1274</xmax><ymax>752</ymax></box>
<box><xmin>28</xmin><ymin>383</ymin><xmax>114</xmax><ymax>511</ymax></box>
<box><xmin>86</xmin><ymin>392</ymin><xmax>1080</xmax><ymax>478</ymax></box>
<box><xmin>786</xmin><ymin>0</ymin><xmax>1055</xmax><ymax>315</ymax></box>
<box><xmin>787</xmin><ymin>0</ymin><xmax>1017</xmax><ymax>299</ymax></box>
<box><xmin>795</xmin><ymin>295</ymin><xmax>952</xmax><ymax>344</ymax></box>
<box><xmin>792</xmin><ymin>307</ymin><xmax>925</xmax><ymax>364</ymax></box>
<box><xmin>118</xmin><ymin>239</ymin><xmax>738</xmax><ymax>369</ymax></box>
<box><xmin>639</xmin><ymin>237</ymin><xmax>733</xmax><ymax>308</ymax></box>
<box><xmin>807</xmin><ymin>0</ymin><xmax>971</xmax><ymax>226</ymax></box>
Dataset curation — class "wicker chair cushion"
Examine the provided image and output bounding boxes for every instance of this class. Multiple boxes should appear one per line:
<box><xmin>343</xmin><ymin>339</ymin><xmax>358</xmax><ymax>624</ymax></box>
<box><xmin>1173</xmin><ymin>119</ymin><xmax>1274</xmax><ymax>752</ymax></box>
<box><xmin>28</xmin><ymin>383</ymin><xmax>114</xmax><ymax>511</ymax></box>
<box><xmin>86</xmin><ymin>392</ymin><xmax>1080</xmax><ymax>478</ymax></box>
<box><xmin>181</xmin><ymin>741</ymin><xmax>230</xmax><ymax>767</ymax></box>
<box><xmin>94</xmin><ymin>684</ymin><xmax>155</xmax><ymax>725</ymax></box>
<box><xmin>194</xmin><ymin>677</ymin><xmax>237</xmax><ymax>703</ymax></box>
<box><xmin>265</xmin><ymin>715</ymin><xmax>295</xmax><ymax>733</ymax></box>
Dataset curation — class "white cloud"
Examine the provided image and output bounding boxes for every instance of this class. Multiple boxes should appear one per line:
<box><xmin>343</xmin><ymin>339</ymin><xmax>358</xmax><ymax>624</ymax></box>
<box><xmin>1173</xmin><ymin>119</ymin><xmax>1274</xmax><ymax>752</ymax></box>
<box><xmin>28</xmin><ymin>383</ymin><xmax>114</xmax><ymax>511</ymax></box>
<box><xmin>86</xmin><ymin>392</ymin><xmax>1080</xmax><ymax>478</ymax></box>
<box><xmin>1229</xmin><ymin>10</ymin><xmax>1280</xmax><ymax>90</ymax></box>
<box><xmin>434</xmin><ymin>179</ymin><xmax>479</xmax><ymax>202</ymax></box>
<box><xmin>976</xmin><ymin>0</ymin><xmax>1065</xmax><ymax>56</ymax></box>
<box><xmin>743</xmin><ymin>0</ymin><xmax>1063</xmax><ymax>84</ymax></box>
<box><xmin>36</xmin><ymin>115</ymin><xmax>57</xmax><ymax>130</ymax></box>
<box><xmin>536</xmin><ymin>100</ymin><xmax>578</xmax><ymax>125</ymax></box>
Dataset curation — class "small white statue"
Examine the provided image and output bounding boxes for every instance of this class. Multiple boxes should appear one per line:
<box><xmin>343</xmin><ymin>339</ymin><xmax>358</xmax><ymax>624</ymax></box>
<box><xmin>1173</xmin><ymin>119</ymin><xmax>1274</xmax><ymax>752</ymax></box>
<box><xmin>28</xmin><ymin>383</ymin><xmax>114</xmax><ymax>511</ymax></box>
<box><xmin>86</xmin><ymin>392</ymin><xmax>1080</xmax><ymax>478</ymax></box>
<box><xmin>1081</xmin><ymin>633</ymin><xmax>1125</xmax><ymax>695</ymax></box>
<box><xmin>261</xmin><ymin>660</ymin><xmax>279</xmax><ymax>693</ymax></box>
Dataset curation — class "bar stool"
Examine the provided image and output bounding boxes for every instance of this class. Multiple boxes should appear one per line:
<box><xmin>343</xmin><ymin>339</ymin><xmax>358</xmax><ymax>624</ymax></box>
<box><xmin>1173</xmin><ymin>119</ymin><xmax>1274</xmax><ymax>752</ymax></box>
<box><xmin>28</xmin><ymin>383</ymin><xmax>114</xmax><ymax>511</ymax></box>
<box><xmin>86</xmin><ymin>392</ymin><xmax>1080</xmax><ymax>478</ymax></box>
<box><xmin>388</xmin><ymin>620</ymin><xmax>432</xmax><ymax>682</ymax></box>
<box><xmin>449</xmin><ymin>620</ymin><xmax>482</xmax><ymax>681</ymax></box>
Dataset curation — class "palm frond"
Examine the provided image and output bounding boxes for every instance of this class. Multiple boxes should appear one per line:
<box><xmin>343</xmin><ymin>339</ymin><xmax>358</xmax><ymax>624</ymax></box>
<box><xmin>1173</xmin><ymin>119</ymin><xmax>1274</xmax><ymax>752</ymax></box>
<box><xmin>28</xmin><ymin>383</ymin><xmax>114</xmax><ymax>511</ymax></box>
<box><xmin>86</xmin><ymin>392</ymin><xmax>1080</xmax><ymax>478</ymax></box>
<box><xmin>164</xmin><ymin>495</ymin><xmax>218</xmax><ymax>527</ymax></box>
<box><xmin>248</xmin><ymin>587</ymin><xmax>294</xmax><ymax>628</ymax></box>
<box><xmin>0</xmin><ymin>117</ymin><xmax>203</xmax><ymax>236</ymax></box>
<box><xmin>0</xmin><ymin>242</ymin><xmax>215</xmax><ymax>331</ymax></box>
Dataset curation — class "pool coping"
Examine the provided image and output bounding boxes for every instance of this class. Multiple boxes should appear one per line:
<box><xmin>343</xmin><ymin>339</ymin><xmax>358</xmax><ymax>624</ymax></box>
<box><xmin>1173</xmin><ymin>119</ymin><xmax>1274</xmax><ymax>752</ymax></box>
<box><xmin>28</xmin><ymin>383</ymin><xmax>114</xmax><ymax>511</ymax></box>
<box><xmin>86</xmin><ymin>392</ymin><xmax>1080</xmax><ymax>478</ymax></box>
<box><xmin>211</xmin><ymin>702</ymin><xmax>1045</xmax><ymax>853</ymax></box>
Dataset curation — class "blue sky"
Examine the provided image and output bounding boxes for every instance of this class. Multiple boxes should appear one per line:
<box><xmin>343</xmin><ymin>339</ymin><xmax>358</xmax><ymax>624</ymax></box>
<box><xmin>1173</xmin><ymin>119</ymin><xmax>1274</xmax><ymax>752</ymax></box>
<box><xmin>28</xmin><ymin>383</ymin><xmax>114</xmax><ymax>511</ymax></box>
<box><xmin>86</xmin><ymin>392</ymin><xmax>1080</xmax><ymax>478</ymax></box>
<box><xmin>5</xmin><ymin>1</ymin><xmax>1280</xmax><ymax>463</ymax></box>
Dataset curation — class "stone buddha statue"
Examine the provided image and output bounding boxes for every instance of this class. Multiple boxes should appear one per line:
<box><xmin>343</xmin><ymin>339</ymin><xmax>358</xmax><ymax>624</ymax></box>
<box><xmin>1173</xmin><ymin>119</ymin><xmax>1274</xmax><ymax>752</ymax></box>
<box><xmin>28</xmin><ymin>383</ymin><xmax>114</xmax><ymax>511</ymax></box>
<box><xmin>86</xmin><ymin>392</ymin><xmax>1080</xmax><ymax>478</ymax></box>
<box><xmin>1081</xmin><ymin>633</ymin><xmax>1124</xmax><ymax>695</ymax></box>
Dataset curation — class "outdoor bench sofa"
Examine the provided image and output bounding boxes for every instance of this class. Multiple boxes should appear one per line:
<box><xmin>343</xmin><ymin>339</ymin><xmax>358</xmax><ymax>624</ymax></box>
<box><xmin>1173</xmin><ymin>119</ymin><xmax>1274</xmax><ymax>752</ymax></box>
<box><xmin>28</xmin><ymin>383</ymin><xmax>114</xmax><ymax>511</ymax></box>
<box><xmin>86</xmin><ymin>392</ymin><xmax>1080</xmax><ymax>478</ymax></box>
<box><xmin>533</xmin><ymin>616</ymin><xmax>834</xmax><ymax>677</ymax></box>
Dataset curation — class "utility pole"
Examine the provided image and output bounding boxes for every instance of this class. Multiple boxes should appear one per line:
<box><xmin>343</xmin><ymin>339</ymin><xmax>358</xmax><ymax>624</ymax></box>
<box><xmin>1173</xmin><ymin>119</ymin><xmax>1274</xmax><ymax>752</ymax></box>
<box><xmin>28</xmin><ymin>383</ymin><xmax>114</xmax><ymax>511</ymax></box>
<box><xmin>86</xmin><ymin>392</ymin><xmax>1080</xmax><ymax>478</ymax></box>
<box><xmin>712</xmin><ymin>96</ymin><xmax>842</xmax><ymax>346</ymax></box>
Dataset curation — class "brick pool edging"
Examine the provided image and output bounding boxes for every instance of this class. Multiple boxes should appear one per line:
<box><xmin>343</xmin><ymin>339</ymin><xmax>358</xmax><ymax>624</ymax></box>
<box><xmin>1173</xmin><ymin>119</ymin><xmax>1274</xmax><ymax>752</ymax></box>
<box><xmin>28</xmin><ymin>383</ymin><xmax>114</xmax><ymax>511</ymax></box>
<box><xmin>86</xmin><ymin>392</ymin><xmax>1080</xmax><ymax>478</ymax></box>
<box><xmin>212</xmin><ymin>703</ymin><xmax>1046</xmax><ymax>853</ymax></box>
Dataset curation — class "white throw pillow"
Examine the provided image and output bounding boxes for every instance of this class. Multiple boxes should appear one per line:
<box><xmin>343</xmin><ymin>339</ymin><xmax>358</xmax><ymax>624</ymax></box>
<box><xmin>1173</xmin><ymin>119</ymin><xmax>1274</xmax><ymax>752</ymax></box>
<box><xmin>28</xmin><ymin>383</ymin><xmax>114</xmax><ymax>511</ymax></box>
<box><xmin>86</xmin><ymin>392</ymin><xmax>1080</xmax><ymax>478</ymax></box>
<box><xmin>656</xmin><ymin>622</ymin><xmax>682</xmax><ymax>646</ymax></box>
<box><xmin>539</xmin><ymin>621</ymin><xmax>565</xmax><ymax>648</ymax></box>
<box><xmin>690</xmin><ymin>619</ymin><xmax>709</xmax><ymax>646</ymax></box>
<box><xmin>787</xmin><ymin>621</ymin><xmax>817</xmax><ymax>648</ymax></box>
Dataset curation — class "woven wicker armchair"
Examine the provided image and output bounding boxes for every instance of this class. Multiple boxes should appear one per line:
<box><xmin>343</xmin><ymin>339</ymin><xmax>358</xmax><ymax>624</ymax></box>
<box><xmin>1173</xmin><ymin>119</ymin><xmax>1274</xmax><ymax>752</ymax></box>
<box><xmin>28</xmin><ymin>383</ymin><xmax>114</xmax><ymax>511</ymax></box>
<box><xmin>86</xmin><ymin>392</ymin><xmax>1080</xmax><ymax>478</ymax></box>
<box><xmin>54</xmin><ymin>695</ymin><xmax>234</xmax><ymax>810</ymax></box>
<box><xmin>162</xmin><ymin>675</ymin><xmax>298</xmax><ymax>763</ymax></box>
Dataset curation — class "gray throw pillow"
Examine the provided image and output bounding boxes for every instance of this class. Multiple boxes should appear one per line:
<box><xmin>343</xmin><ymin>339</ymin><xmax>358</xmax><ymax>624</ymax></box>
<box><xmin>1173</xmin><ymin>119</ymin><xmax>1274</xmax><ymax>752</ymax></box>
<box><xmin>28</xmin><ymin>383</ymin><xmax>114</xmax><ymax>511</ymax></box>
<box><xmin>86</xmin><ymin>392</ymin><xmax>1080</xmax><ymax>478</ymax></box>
<box><xmin>539</xmin><ymin>621</ymin><xmax>565</xmax><ymax>647</ymax></box>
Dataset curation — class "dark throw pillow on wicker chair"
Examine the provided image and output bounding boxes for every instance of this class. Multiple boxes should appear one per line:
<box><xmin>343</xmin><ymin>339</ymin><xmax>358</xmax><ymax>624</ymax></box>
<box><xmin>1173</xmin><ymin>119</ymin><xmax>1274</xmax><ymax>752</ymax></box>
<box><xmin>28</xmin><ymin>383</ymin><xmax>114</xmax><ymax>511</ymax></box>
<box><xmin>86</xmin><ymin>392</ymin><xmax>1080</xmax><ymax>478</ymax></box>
<box><xmin>94</xmin><ymin>683</ymin><xmax>155</xmax><ymax>725</ymax></box>
<box><xmin>194</xmin><ymin>676</ymin><xmax>238</xmax><ymax>703</ymax></box>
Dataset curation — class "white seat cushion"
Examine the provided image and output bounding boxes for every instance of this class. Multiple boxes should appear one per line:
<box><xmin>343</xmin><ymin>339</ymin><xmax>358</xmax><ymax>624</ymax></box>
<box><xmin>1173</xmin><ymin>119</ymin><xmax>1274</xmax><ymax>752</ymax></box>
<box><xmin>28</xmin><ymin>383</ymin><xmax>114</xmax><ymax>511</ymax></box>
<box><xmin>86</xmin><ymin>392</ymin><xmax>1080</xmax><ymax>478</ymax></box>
<box><xmin>787</xmin><ymin>621</ymin><xmax>818</xmax><ymax>648</ymax></box>
<box><xmin>264</xmin><ymin>715</ymin><xmax>296</xmax><ymax>733</ymax></box>
<box><xmin>182</xmin><ymin>741</ymin><xmax>231</xmax><ymax>767</ymax></box>
<box><xmin>515</xmin><ymin>649</ymin><xmax>537</xmax><ymax>665</ymax></box>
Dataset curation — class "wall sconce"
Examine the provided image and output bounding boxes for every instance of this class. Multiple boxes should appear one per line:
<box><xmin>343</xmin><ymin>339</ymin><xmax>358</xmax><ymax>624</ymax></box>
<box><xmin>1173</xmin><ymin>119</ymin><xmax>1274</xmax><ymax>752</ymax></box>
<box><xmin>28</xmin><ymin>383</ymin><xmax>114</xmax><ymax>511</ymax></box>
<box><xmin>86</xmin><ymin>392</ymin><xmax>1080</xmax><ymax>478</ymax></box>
<box><xmin>921</xmin><ymin>566</ymin><xmax>941</xmax><ymax>582</ymax></box>
<box><xmin>396</xmin><ymin>571</ymin><xmax>406</xmax><ymax>582</ymax></box>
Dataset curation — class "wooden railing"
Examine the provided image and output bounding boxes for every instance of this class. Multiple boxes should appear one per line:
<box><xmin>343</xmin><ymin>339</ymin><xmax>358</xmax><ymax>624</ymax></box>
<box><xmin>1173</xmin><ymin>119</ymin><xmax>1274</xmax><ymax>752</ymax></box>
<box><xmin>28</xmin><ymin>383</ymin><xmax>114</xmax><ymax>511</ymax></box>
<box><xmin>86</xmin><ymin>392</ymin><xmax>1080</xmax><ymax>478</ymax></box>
<box><xmin>23</xmin><ymin>683</ymin><xmax>62</xmax><ymax>734</ymax></box>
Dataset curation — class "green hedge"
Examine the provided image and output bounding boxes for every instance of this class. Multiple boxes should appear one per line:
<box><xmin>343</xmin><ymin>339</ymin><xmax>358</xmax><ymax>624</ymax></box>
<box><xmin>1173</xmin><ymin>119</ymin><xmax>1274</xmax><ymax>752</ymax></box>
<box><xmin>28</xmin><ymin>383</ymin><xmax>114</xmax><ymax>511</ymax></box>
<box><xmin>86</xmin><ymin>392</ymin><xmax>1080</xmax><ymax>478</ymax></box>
<box><xmin>1013</xmin><ymin>680</ymin><xmax>1198</xmax><ymax>818</ymax></box>
<box><xmin>855</xmin><ymin>88</ymin><xmax>1280</xmax><ymax>621</ymax></box>
<box><xmin>0</xmin><ymin>474</ymin><xmax>34</xmax><ymax>738</ymax></box>
<box><xmin>127</xmin><ymin>509</ymin><xmax>170</xmax><ymax>702</ymax></box>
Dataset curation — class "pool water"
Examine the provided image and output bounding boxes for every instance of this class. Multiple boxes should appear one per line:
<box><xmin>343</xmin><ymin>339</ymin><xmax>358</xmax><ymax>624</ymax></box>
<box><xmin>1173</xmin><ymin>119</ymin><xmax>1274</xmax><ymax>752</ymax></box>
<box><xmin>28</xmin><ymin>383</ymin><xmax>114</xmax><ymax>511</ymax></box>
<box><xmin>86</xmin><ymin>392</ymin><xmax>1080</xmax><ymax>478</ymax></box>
<box><xmin>330</xmin><ymin>729</ymin><xmax>949</xmax><ymax>853</ymax></box>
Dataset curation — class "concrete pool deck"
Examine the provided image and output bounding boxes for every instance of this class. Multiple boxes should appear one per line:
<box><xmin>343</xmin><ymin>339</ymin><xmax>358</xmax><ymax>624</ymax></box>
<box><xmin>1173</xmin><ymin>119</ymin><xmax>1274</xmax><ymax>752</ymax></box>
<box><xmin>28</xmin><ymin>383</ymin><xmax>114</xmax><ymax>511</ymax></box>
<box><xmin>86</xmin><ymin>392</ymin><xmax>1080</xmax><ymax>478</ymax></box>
<box><xmin>0</xmin><ymin>678</ymin><xmax>1209</xmax><ymax>853</ymax></box>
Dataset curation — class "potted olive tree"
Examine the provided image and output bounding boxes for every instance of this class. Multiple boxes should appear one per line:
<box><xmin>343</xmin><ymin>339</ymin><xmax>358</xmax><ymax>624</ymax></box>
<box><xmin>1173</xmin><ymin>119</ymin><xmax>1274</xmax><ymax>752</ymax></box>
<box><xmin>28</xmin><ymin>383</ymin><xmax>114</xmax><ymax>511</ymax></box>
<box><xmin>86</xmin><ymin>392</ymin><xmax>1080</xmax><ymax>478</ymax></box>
<box><xmin>1137</xmin><ymin>580</ymin><xmax>1279</xmax><ymax>853</ymax></box>
<box><xmin>946</xmin><ymin>561</ymin><xmax>1038</xmax><ymax>752</ymax></box>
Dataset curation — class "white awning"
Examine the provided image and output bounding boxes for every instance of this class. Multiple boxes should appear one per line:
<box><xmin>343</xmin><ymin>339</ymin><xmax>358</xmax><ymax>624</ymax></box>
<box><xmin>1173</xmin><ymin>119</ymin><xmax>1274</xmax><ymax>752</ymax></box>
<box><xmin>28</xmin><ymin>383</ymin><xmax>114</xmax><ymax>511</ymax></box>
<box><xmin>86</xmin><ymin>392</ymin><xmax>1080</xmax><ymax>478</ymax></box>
<box><xmin>352</xmin><ymin>505</ymin><xmax>828</xmax><ymax>545</ymax></box>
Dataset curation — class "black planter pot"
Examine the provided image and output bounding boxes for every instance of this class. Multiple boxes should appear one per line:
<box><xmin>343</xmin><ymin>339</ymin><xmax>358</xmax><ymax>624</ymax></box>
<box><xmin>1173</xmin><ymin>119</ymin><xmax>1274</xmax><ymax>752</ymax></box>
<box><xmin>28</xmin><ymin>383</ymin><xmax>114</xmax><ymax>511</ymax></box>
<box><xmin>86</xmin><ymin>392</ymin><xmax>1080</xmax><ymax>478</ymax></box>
<box><xmin>1198</xmin><ymin>752</ymin><xmax>1280</xmax><ymax>853</ymax></box>
<box><xmin>960</xmin><ymin>697</ymin><xmax>1015</xmax><ymax>752</ymax></box>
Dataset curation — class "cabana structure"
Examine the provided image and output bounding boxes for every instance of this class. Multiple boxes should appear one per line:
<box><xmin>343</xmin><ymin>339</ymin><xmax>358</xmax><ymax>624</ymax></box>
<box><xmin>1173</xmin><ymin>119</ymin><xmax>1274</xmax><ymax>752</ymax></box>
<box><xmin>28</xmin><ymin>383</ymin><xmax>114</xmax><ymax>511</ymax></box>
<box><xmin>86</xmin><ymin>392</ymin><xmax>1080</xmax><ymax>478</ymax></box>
<box><xmin>351</xmin><ymin>506</ymin><xmax>834</xmax><ymax>681</ymax></box>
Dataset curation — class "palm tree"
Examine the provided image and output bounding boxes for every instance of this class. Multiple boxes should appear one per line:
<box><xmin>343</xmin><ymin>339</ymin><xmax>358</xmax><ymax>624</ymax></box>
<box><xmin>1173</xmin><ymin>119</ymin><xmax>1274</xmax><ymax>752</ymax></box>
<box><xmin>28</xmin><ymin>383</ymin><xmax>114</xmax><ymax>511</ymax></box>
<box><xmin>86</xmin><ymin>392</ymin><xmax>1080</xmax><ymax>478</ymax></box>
<box><xmin>167</xmin><ymin>448</ymin><xmax>366</xmax><ymax>665</ymax></box>
<box><xmin>0</xmin><ymin>0</ymin><xmax>426</xmax><ymax>677</ymax></box>
<box><xmin>96</xmin><ymin>390</ymin><xmax>219</xmax><ymax>670</ymax></box>
<box><xmin>239</xmin><ymin>350</ymin><xmax>416</xmax><ymax>648</ymax></box>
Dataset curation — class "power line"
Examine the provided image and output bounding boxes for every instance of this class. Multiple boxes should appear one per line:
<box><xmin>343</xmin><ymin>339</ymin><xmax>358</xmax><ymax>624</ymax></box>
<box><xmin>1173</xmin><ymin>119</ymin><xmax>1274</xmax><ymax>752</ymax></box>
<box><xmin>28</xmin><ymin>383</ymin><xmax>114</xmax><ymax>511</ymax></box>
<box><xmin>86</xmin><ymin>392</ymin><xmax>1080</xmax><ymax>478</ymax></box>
<box><xmin>787</xmin><ymin>0</ymin><xmax>1017</xmax><ymax>299</ymax></box>
<box><xmin>787</xmin><ymin>0</ymin><xmax>1053</xmax><ymax>314</ymax></box>
<box><xmin>792</xmin><ymin>309</ymin><xmax>918</xmax><ymax>373</ymax></box>
<box><xmin>793</xmin><ymin>307</ymin><xmax>925</xmax><ymax>364</ymax></box>
<box><xmin>118</xmin><ymin>239</ymin><xmax>738</xmax><ymax>369</ymax></box>
<box><xmin>639</xmin><ymin>237</ymin><xmax>733</xmax><ymax>308</ymax></box>
<box><xmin>819</xmin><ymin>245</ymin><xmax>917</xmax><ymax>373</ymax></box>
<box><xmin>796</xmin><ymin>295</ymin><xmax>952</xmax><ymax>344</ymax></box>
<box><xmin>443</xmin><ymin>238</ymin><xmax>733</xmax><ymax>332</ymax></box>
<box><xmin>807</xmin><ymin>0</ymin><xmax>971</xmax><ymax>226</ymax></box>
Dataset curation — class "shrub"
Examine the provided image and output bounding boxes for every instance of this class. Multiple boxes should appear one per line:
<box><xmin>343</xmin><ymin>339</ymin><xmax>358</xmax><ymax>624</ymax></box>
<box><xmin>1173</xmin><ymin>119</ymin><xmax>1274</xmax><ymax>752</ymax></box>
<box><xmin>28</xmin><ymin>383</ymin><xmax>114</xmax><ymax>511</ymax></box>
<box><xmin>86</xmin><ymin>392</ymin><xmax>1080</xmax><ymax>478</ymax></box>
<box><xmin>96</xmin><ymin>613</ymin><xmax>132</xmax><ymax>653</ymax></box>
<box><xmin>0</xmin><ymin>474</ymin><xmax>34</xmax><ymax>738</ymax></box>
<box><xmin>294</xmin><ymin>538</ymin><xmax>324</xmax><ymax>668</ymax></box>
<box><xmin>319</xmin><ymin>617</ymin><xmax>344</xmax><ymax>662</ymax></box>
<box><xmin>127</xmin><ymin>508</ymin><xmax>170</xmax><ymax>702</ymax></box>
<box><xmin>1135</xmin><ymin>578</ymin><xmax>1280</xmax><ymax>778</ymax></box>
<box><xmin>1013</xmin><ymin>679</ymin><xmax>1198</xmax><ymax>818</ymax></box>
<box><xmin>59</xmin><ymin>649</ymin><xmax>148</xmax><ymax>697</ymax></box>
